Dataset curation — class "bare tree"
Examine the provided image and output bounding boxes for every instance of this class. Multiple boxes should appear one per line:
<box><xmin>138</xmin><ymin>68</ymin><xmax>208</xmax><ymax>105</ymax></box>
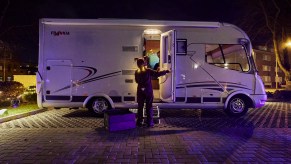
<box><xmin>235</xmin><ymin>0</ymin><xmax>291</xmax><ymax>89</ymax></box>
<box><xmin>259</xmin><ymin>0</ymin><xmax>291</xmax><ymax>88</ymax></box>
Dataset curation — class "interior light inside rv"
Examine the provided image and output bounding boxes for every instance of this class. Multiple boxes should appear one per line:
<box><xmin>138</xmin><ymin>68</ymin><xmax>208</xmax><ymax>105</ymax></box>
<box><xmin>224</xmin><ymin>63</ymin><xmax>228</xmax><ymax>69</ymax></box>
<box><xmin>144</xmin><ymin>29</ymin><xmax>162</xmax><ymax>35</ymax></box>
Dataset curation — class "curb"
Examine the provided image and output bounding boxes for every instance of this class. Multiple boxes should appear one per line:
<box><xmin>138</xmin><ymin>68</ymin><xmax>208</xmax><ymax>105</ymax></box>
<box><xmin>0</xmin><ymin>108</ymin><xmax>48</xmax><ymax>124</ymax></box>
<box><xmin>266</xmin><ymin>99</ymin><xmax>291</xmax><ymax>102</ymax></box>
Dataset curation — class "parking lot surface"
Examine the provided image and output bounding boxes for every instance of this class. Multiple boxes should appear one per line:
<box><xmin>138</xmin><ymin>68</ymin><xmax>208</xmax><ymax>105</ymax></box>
<box><xmin>0</xmin><ymin>102</ymin><xmax>290</xmax><ymax>163</ymax></box>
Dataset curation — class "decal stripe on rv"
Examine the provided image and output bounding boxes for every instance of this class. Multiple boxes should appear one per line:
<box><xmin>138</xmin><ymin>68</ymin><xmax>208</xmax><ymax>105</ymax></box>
<box><xmin>53</xmin><ymin>71</ymin><xmax>122</xmax><ymax>93</ymax></box>
<box><xmin>176</xmin><ymin>81</ymin><xmax>252</xmax><ymax>91</ymax></box>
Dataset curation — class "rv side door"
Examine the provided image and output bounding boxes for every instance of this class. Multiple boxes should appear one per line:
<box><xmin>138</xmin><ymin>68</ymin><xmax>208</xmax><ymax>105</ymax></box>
<box><xmin>44</xmin><ymin>60</ymin><xmax>73</xmax><ymax>102</ymax></box>
<box><xmin>159</xmin><ymin>30</ymin><xmax>176</xmax><ymax>102</ymax></box>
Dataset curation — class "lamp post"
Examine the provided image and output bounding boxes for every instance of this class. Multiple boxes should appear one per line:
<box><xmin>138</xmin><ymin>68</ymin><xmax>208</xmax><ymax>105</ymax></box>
<box><xmin>0</xmin><ymin>45</ymin><xmax>6</xmax><ymax>82</ymax></box>
<box><xmin>275</xmin><ymin>57</ymin><xmax>279</xmax><ymax>90</ymax></box>
<box><xmin>0</xmin><ymin>43</ymin><xmax>4</xmax><ymax>81</ymax></box>
<box><xmin>0</xmin><ymin>42</ymin><xmax>10</xmax><ymax>82</ymax></box>
<box><xmin>3</xmin><ymin>52</ymin><xmax>5</xmax><ymax>81</ymax></box>
<box><xmin>282</xmin><ymin>39</ymin><xmax>291</xmax><ymax>89</ymax></box>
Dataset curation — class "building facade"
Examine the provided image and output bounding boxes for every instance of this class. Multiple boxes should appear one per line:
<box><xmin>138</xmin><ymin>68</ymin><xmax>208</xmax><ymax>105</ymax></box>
<box><xmin>0</xmin><ymin>59</ymin><xmax>20</xmax><ymax>81</ymax></box>
<box><xmin>253</xmin><ymin>47</ymin><xmax>285</xmax><ymax>88</ymax></box>
<box><xmin>0</xmin><ymin>58</ymin><xmax>36</xmax><ymax>81</ymax></box>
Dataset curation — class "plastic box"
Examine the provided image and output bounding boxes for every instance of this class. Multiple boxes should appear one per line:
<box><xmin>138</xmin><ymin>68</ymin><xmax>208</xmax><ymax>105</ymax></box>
<box><xmin>104</xmin><ymin>109</ymin><xmax>136</xmax><ymax>131</ymax></box>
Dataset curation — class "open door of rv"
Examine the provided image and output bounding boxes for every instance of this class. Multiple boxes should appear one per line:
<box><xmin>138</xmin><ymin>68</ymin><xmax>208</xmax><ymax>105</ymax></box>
<box><xmin>159</xmin><ymin>30</ymin><xmax>176</xmax><ymax>102</ymax></box>
<box><xmin>44</xmin><ymin>60</ymin><xmax>73</xmax><ymax>102</ymax></box>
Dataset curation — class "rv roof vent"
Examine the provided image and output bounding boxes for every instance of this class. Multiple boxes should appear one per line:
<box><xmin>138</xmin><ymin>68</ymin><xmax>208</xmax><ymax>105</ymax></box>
<box><xmin>122</xmin><ymin>46</ymin><xmax>138</xmax><ymax>52</ymax></box>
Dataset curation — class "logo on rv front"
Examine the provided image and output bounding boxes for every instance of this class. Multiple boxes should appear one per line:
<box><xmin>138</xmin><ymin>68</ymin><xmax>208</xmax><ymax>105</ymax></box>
<box><xmin>51</xmin><ymin>31</ymin><xmax>70</xmax><ymax>36</ymax></box>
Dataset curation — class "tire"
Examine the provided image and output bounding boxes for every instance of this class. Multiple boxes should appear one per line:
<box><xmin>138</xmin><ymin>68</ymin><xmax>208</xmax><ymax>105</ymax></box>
<box><xmin>87</xmin><ymin>97</ymin><xmax>110</xmax><ymax>115</ymax></box>
<box><xmin>226</xmin><ymin>96</ymin><xmax>249</xmax><ymax>117</ymax></box>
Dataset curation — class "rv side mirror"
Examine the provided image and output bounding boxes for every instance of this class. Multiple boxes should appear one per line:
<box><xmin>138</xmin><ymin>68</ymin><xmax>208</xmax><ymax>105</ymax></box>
<box><xmin>238</xmin><ymin>38</ymin><xmax>249</xmax><ymax>45</ymax></box>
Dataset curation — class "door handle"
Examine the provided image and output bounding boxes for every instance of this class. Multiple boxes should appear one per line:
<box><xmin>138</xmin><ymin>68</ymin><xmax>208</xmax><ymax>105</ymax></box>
<box><xmin>159</xmin><ymin>74</ymin><xmax>168</xmax><ymax>84</ymax></box>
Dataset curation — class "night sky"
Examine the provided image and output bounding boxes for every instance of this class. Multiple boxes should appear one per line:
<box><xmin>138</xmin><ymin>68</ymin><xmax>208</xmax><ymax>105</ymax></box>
<box><xmin>0</xmin><ymin>0</ymin><xmax>290</xmax><ymax>64</ymax></box>
<box><xmin>5</xmin><ymin>0</ymin><xmax>243</xmax><ymax>23</ymax></box>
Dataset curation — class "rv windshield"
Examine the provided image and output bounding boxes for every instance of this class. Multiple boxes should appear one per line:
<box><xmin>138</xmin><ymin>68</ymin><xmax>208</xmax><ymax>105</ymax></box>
<box><xmin>205</xmin><ymin>44</ymin><xmax>250</xmax><ymax>72</ymax></box>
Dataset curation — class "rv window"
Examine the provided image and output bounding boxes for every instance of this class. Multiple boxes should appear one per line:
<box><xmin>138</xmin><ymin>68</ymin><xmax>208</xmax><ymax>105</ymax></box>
<box><xmin>162</xmin><ymin>36</ymin><xmax>168</xmax><ymax>64</ymax></box>
<box><xmin>205</xmin><ymin>44</ymin><xmax>250</xmax><ymax>72</ymax></box>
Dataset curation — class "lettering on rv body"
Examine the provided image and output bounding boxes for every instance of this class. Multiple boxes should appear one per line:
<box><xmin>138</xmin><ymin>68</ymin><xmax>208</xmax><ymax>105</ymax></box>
<box><xmin>51</xmin><ymin>31</ymin><xmax>70</xmax><ymax>36</ymax></box>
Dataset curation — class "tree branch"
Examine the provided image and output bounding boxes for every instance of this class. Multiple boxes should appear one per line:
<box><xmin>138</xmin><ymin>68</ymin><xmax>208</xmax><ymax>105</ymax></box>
<box><xmin>259</xmin><ymin>0</ymin><xmax>291</xmax><ymax>81</ymax></box>
<box><xmin>251</xmin><ymin>26</ymin><xmax>268</xmax><ymax>40</ymax></box>
<box><xmin>272</xmin><ymin>0</ymin><xmax>280</xmax><ymax>34</ymax></box>
<box><xmin>259</xmin><ymin>0</ymin><xmax>274</xmax><ymax>35</ymax></box>
<box><xmin>0</xmin><ymin>24</ymin><xmax>33</xmax><ymax>37</ymax></box>
<box><xmin>285</xmin><ymin>0</ymin><xmax>291</xmax><ymax>8</ymax></box>
<box><xmin>0</xmin><ymin>0</ymin><xmax>10</xmax><ymax>28</ymax></box>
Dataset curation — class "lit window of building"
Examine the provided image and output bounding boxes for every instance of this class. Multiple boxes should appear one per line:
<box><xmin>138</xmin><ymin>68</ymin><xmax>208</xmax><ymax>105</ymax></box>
<box><xmin>7</xmin><ymin>77</ymin><xmax>11</xmax><ymax>81</ymax></box>
<box><xmin>253</xmin><ymin>48</ymin><xmax>285</xmax><ymax>88</ymax></box>
<box><xmin>263</xmin><ymin>54</ymin><xmax>271</xmax><ymax>61</ymax></box>
<box><xmin>262</xmin><ymin>65</ymin><xmax>271</xmax><ymax>71</ymax></box>
<box><xmin>262</xmin><ymin>76</ymin><xmax>271</xmax><ymax>83</ymax></box>
<box><xmin>278</xmin><ymin>76</ymin><xmax>283</xmax><ymax>83</ymax></box>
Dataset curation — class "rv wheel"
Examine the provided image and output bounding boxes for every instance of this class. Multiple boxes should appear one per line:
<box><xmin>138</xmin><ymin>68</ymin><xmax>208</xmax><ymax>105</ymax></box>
<box><xmin>88</xmin><ymin>97</ymin><xmax>109</xmax><ymax>115</ymax></box>
<box><xmin>226</xmin><ymin>97</ymin><xmax>249</xmax><ymax>117</ymax></box>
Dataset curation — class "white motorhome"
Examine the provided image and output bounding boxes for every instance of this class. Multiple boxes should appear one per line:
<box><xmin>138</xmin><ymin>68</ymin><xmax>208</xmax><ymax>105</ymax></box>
<box><xmin>37</xmin><ymin>18</ymin><xmax>267</xmax><ymax>116</ymax></box>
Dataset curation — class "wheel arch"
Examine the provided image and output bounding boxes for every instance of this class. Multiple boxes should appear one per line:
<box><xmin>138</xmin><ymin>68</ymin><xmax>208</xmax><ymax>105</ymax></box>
<box><xmin>224</xmin><ymin>91</ymin><xmax>255</xmax><ymax>110</ymax></box>
<box><xmin>83</xmin><ymin>93</ymin><xmax>115</xmax><ymax>109</ymax></box>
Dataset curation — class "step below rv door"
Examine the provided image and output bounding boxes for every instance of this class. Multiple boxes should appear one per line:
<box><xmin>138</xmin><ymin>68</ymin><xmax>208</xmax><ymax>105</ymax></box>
<box><xmin>159</xmin><ymin>30</ymin><xmax>176</xmax><ymax>102</ymax></box>
<box><xmin>44</xmin><ymin>60</ymin><xmax>73</xmax><ymax>102</ymax></box>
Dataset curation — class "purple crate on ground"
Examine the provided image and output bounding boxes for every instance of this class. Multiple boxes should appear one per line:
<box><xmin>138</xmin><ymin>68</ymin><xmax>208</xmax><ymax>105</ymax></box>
<box><xmin>104</xmin><ymin>109</ymin><xmax>136</xmax><ymax>131</ymax></box>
